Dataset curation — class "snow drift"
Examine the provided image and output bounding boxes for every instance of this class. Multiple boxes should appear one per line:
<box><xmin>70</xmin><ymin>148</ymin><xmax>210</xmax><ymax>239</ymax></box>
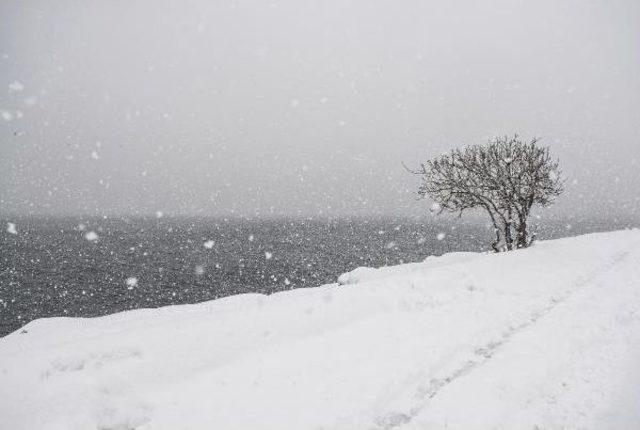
<box><xmin>1</xmin><ymin>230</ymin><xmax>640</xmax><ymax>430</ymax></box>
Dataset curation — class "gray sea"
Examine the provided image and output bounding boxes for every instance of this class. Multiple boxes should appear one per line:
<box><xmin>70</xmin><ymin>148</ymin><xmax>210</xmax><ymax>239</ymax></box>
<box><xmin>1</xmin><ymin>215</ymin><xmax>636</xmax><ymax>337</ymax></box>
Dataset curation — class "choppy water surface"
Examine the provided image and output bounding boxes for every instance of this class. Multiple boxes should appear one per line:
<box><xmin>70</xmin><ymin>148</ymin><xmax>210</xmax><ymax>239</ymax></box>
<box><xmin>0</xmin><ymin>216</ymin><xmax>635</xmax><ymax>336</ymax></box>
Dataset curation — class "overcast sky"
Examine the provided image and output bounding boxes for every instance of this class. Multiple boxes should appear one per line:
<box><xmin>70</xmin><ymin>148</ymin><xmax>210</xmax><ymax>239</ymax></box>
<box><xmin>1</xmin><ymin>0</ymin><xmax>639</xmax><ymax>218</ymax></box>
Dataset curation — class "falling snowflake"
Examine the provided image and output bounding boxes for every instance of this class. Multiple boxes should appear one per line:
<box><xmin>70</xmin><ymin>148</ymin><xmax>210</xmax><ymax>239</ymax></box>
<box><xmin>204</xmin><ymin>240</ymin><xmax>214</xmax><ymax>249</ymax></box>
<box><xmin>155</xmin><ymin>211</ymin><xmax>164</xmax><ymax>218</ymax></box>
<box><xmin>436</xmin><ymin>232</ymin><xmax>446</xmax><ymax>241</ymax></box>
<box><xmin>125</xmin><ymin>277</ymin><xmax>138</xmax><ymax>289</ymax></box>
<box><xmin>248</xmin><ymin>234</ymin><xmax>254</xmax><ymax>241</ymax></box>
<box><xmin>265</xmin><ymin>251</ymin><xmax>273</xmax><ymax>260</ymax></box>
<box><xmin>195</xmin><ymin>265</ymin><xmax>205</xmax><ymax>276</ymax></box>
<box><xmin>90</xmin><ymin>151</ymin><xmax>99</xmax><ymax>160</ymax></box>
<box><xmin>6</xmin><ymin>222</ymin><xmax>17</xmax><ymax>235</ymax></box>
<box><xmin>1</xmin><ymin>110</ymin><xmax>13</xmax><ymax>121</ymax></box>
<box><xmin>8</xmin><ymin>81</ymin><xmax>24</xmax><ymax>92</ymax></box>
<box><xmin>84</xmin><ymin>231</ymin><xmax>99</xmax><ymax>241</ymax></box>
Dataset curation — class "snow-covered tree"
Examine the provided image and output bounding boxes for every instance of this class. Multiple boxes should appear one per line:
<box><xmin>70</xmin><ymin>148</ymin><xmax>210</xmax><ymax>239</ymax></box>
<box><xmin>408</xmin><ymin>135</ymin><xmax>563</xmax><ymax>251</ymax></box>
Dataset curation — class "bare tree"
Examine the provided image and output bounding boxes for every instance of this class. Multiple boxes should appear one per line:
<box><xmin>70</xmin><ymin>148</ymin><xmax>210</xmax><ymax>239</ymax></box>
<box><xmin>407</xmin><ymin>135</ymin><xmax>563</xmax><ymax>252</ymax></box>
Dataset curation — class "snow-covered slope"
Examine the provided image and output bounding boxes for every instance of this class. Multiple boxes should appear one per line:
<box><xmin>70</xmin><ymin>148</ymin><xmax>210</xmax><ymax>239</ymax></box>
<box><xmin>1</xmin><ymin>230</ymin><xmax>640</xmax><ymax>430</ymax></box>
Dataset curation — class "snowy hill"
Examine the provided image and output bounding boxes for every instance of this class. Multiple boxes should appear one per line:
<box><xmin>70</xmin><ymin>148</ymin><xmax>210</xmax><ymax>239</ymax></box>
<box><xmin>1</xmin><ymin>230</ymin><xmax>640</xmax><ymax>430</ymax></box>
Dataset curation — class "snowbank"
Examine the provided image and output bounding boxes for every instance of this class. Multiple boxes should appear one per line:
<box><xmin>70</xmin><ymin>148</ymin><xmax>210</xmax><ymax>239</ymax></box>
<box><xmin>1</xmin><ymin>230</ymin><xmax>640</xmax><ymax>430</ymax></box>
<box><xmin>337</xmin><ymin>251</ymin><xmax>479</xmax><ymax>285</ymax></box>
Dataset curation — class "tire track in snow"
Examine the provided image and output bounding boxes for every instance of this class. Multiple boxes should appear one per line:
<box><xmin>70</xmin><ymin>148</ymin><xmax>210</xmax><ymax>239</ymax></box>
<box><xmin>371</xmin><ymin>247</ymin><xmax>633</xmax><ymax>430</ymax></box>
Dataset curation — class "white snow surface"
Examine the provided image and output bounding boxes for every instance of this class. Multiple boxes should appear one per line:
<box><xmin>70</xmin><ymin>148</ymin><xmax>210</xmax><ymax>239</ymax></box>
<box><xmin>1</xmin><ymin>230</ymin><xmax>640</xmax><ymax>430</ymax></box>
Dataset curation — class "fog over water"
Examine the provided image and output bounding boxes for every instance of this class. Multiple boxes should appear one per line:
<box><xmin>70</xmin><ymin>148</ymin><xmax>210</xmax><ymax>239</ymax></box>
<box><xmin>1</xmin><ymin>0</ymin><xmax>639</xmax><ymax>218</ymax></box>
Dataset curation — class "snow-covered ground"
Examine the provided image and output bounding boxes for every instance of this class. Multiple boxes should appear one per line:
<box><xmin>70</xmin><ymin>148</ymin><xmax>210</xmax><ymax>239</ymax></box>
<box><xmin>1</xmin><ymin>230</ymin><xmax>640</xmax><ymax>430</ymax></box>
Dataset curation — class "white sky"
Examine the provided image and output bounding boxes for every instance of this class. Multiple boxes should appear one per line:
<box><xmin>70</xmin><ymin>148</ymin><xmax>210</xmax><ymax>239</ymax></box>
<box><xmin>1</xmin><ymin>0</ymin><xmax>639</xmax><ymax>218</ymax></box>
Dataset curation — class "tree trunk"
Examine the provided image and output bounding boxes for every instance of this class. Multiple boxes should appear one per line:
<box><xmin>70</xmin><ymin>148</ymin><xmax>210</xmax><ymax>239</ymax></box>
<box><xmin>516</xmin><ymin>219</ymin><xmax>528</xmax><ymax>248</ymax></box>
<box><xmin>483</xmin><ymin>206</ymin><xmax>504</xmax><ymax>253</ymax></box>
<box><xmin>491</xmin><ymin>227</ymin><xmax>503</xmax><ymax>253</ymax></box>
<box><xmin>504</xmin><ymin>221</ymin><xmax>513</xmax><ymax>251</ymax></box>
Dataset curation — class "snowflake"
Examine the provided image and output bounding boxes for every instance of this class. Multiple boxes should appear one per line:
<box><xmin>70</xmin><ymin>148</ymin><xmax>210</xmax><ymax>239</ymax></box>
<box><xmin>6</xmin><ymin>222</ymin><xmax>17</xmax><ymax>235</ymax></box>
<box><xmin>8</xmin><ymin>81</ymin><xmax>24</xmax><ymax>92</ymax></box>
